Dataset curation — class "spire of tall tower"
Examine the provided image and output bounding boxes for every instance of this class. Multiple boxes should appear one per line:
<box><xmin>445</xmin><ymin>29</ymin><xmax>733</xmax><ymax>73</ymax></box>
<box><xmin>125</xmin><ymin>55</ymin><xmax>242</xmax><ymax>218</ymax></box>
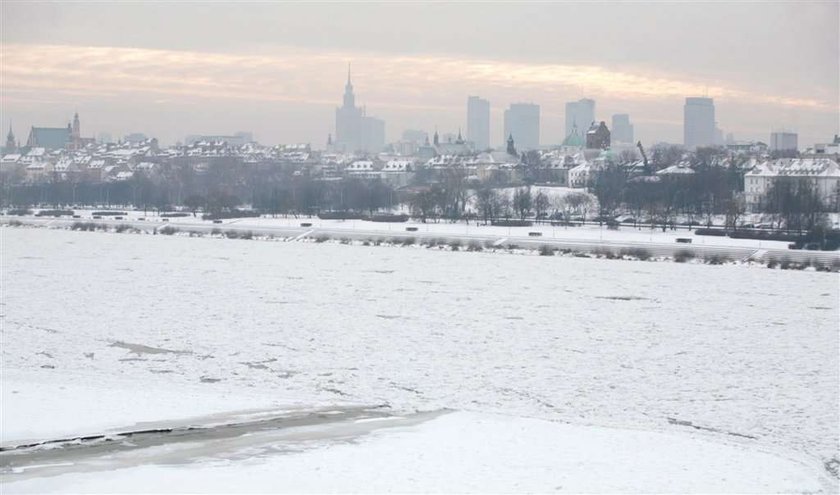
<box><xmin>342</xmin><ymin>63</ymin><xmax>355</xmax><ymax>109</ymax></box>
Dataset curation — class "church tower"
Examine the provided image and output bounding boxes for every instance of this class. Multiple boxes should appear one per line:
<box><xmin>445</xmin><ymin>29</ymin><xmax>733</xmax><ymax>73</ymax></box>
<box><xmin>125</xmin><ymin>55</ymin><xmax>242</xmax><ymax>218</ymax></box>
<box><xmin>72</xmin><ymin>112</ymin><xmax>81</xmax><ymax>140</ymax></box>
<box><xmin>507</xmin><ymin>133</ymin><xmax>516</xmax><ymax>156</ymax></box>
<box><xmin>5</xmin><ymin>124</ymin><xmax>16</xmax><ymax>152</ymax></box>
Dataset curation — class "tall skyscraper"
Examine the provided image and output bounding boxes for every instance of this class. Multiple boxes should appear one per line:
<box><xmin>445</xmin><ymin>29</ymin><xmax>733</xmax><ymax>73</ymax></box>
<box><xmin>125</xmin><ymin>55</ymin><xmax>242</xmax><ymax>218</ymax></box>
<box><xmin>611</xmin><ymin>114</ymin><xmax>634</xmax><ymax>144</ymax></box>
<box><xmin>770</xmin><ymin>131</ymin><xmax>798</xmax><ymax>152</ymax></box>
<box><xmin>466</xmin><ymin>96</ymin><xmax>490</xmax><ymax>150</ymax></box>
<box><xmin>503</xmin><ymin>103</ymin><xmax>540</xmax><ymax>150</ymax></box>
<box><xmin>360</xmin><ymin>116</ymin><xmax>385</xmax><ymax>153</ymax></box>
<box><xmin>565</xmin><ymin>99</ymin><xmax>595</xmax><ymax>139</ymax></box>
<box><xmin>334</xmin><ymin>65</ymin><xmax>385</xmax><ymax>153</ymax></box>
<box><xmin>683</xmin><ymin>97</ymin><xmax>715</xmax><ymax>149</ymax></box>
<box><xmin>335</xmin><ymin>65</ymin><xmax>362</xmax><ymax>152</ymax></box>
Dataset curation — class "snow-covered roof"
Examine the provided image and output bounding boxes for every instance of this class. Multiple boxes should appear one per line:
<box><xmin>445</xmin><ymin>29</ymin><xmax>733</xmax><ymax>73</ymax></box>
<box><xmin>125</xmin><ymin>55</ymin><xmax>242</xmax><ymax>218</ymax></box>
<box><xmin>472</xmin><ymin>151</ymin><xmax>518</xmax><ymax>165</ymax></box>
<box><xmin>383</xmin><ymin>160</ymin><xmax>413</xmax><ymax>171</ymax></box>
<box><xmin>656</xmin><ymin>164</ymin><xmax>695</xmax><ymax>175</ymax></box>
<box><xmin>347</xmin><ymin>160</ymin><xmax>375</xmax><ymax>171</ymax></box>
<box><xmin>54</xmin><ymin>158</ymin><xmax>75</xmax><ymax>172</ymax></box>
<box><xmin>745</xmin><ymin>158</ymin><xmax>840</xmax><ymax>178</ymax></box>
<box><xmin>108</xmin><ymin>149</ymin><xmax>138</xmax><ymax>157</ymax></box>
<box><xmin>569</xmin><ymin>161</ymin><xmax>596</xmax><ymax>174</ymax></box>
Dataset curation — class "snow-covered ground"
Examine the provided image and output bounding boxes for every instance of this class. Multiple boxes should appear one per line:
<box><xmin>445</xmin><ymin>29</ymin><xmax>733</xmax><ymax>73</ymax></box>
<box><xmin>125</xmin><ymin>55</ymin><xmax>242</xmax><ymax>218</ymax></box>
<box><xmin>2</xmin><ymin>228</ymin><xmax>838</xmax><ymax>492</ymax></box>
<box><xmin>21</xmin><ymin>207</ymin><xmax>798</xmax><ymax>250</ymax></box>
<box><xmin>5</xmin><ymin>411</ymin><xmax>828</xmax><ymax>494</ymax></box>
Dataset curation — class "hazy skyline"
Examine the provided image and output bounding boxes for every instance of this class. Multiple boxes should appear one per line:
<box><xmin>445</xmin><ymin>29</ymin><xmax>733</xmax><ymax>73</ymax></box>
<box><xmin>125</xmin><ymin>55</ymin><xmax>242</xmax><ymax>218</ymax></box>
<box><xmin>2</xmin><ymin>1</ymin><xmax>838</xmax><ymax>148</ymax></box>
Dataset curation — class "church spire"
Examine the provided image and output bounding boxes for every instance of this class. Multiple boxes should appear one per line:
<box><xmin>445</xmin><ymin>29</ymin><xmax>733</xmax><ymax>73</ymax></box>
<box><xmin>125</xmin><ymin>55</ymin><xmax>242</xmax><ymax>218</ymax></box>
<box><xmin>5</xmin><ymin>122</ymin><xmax>16</xmax><ymax>152</ymax></box>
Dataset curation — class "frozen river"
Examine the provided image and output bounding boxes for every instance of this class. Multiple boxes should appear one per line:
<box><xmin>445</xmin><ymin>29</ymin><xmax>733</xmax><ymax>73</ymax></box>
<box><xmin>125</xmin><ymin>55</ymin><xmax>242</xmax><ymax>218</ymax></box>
<box><xmin>2</xmin><ymin>227</ymin><xmax>838</xmax><ymax>491</ymax></box>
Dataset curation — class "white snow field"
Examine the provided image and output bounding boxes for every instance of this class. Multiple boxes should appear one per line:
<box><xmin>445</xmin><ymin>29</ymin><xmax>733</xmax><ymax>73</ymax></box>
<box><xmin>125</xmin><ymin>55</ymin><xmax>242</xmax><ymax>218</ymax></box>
<box><xmin>10</xmin><ymin>208</ymin><xmax>799</xmax><ymax>250</ymax></box>
<box><xmin>1</xmin><ymin>227</ymin><xmax>838</xmax><ymax>492</ymax></box>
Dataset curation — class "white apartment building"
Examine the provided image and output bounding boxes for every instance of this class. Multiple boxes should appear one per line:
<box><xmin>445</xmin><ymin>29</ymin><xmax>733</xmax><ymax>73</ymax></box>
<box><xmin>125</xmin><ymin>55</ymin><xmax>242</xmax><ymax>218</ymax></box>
<box><xmin>744</xmin><ymin>158</ymin><xmax>840</xmax><ymax>210</ymax></box>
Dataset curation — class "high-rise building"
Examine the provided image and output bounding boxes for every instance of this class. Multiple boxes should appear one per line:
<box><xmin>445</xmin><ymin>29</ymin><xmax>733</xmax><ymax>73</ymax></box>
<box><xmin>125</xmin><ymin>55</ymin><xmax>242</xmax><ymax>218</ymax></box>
<box><xmin>770</xmin><ymin>131</ymin><xmax>798</xmax><ymax>152</ymax></box>
<box><xmin>503</xmin><ymin>103</ymin><xmax>540</xmax><ymax>150</ymax></box>
<box><xmin>683</xmin><ymin>97</ymin><xmax>715</xmax><ymax>149</ymax></box>
<box><xmin>124</xmin><ymin>132</ymin><xmax>148</xmax><ymax>144</ymax></box>
<box><xmin>335</xmin><ymin>65</ymin><xmax>363</xmax><ymax>152</ymax></box>
<box><xmin>565</xmin><ymin>99</ymin><xmax>595</xmax><ymax>140</ymax></box>
<box><xmin>334</xmin><ymin>66</ymin><xmax>385</xmax><ymax>153</ymax></box>
<box><xmin>360</xmin><ymin>116</ymin><xmax>385</xmax><ymax>153</ymax></box>
<box><xmin>466</xmin><ymin>96</ymin><xmax>490</xmax><ymax>150</ymax></box>
<box><xmin>611</xmin><ymin>114</ymin><xmax>633</xmax><ymax>144</ymax></box>
<box><xmin>401</xmin><ymin>129</ymin><xmax>427</xmax><ymax>144</ymax></box>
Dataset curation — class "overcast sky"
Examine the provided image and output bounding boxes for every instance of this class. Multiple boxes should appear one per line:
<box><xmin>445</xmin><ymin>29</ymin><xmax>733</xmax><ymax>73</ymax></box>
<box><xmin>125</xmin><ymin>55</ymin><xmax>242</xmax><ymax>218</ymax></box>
<box><xmin>2</xmin><ymin>1</ymin><xmax>838</xmax><ymax>148</ymax></box>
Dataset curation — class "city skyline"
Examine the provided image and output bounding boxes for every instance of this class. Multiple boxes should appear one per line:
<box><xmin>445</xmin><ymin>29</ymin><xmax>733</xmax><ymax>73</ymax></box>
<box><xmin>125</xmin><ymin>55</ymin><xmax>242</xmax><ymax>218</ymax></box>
<box><xmin>1</xmin><ymin>2</ymin><xmax>837</xmax><ymax>148</ymax></box>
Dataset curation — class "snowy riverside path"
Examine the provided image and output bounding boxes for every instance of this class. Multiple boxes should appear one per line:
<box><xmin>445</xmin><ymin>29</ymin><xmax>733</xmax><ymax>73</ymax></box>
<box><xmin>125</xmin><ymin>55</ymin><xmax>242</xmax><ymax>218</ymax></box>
<box><xmin>1</xmin><ymin>227</ymin><xmax>838</xmax><ymax>491</ymax></box>
<box><xmin>12</xmin><ymin>212</ymin><xmax>840</xmax><ymax>266</ymax></box>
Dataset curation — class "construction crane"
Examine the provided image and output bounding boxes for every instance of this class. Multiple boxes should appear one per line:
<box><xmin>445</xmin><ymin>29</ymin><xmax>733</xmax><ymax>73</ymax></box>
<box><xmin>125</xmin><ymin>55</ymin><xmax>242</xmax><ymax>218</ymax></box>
<box><xmin>636</xmin><ymin>140</ymin><xmax>650</xmax><ymax>174</ymax></box>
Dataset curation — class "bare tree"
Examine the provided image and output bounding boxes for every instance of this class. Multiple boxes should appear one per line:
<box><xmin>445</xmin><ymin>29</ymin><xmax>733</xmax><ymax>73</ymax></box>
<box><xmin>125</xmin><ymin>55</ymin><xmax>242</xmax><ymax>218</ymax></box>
<box><xmin>512</xmin><ymin>187</ymin><xmax>532</xmax><ymax>220</ymax></box>
<box><xmin>763</xmin><ymin>178</ymin><xmax>825</xmax><ymax>232</ymax></box>
<box><xmin>533</xmin><ymin>191</ymin><xmax>550</xmax><ymax>223</ymax></box>
<box><xmin>184</xmin><ymin>194</ymin><xmax>205</xmax><ymax>217</ymax></box>
<box><xmin>475</xmin><ymin>187</ymin><xmax>496</xmax><ymax>224</ymax></box>
<box><xmin>590</xmin><ymin>164</ymin><xmax>626</xmax><ymax>217</ymax></box>
<box><xmin>724</xmin><ymin>193</ymin><xmax>746</xmax><ymax>230</ymax></box>
<box><xmin>565</xmin><ymin>191</ymin><xmax>596</xmax><ymax>223</ymax></box>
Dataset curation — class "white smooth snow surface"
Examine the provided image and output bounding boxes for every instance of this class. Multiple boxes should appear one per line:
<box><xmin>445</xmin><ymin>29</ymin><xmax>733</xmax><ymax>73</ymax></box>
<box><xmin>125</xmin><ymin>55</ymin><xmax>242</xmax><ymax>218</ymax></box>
<box><xmin>2</xmin><ymin>227</ymin><xmax>838</xmax><ymax>492</ymax></box>
<box><xmin>3</xmin><ymin>412</ymin><xmax>827</xmax><ymax>493</ymax></box>
<box><xmin>25</xmin><ymin>209</ymin><xmax>798</xmax><ymax>249</ymax></box>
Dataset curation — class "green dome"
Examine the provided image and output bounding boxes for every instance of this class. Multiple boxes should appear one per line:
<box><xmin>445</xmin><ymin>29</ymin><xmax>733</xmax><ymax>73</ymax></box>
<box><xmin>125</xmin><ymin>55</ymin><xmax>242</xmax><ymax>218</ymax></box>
<box><xmin>562</xmin><ymin>127</ymin><xmax>585</xmax><ymax>147</ymax></box>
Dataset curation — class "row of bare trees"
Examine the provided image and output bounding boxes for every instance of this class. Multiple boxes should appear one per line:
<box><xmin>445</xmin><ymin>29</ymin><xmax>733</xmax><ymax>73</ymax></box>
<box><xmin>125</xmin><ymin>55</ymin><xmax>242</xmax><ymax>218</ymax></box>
<box><xmin>761</xmin><ymin>178</ymin><xmax>835</xmax><ymax>232</ymax></box>
<box><xmin>0</xmin><ymin>160</ymin><xmax>403</xmax><ymax>217</ymax></box>
<box><xmin>472</xmin><ymin>187</ymin><xmax>596</xmax><ymax>225</ymax></box>
<box><xmin>589</xmin><ymin>163</ymin><xmax>838</xmax><ymax>231</ymax></box>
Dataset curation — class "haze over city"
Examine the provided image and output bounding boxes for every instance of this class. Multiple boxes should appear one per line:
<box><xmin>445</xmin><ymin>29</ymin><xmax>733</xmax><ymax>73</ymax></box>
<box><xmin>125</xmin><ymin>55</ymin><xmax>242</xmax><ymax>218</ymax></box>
<box><xmin>2</xmin><ymin>1</ymin><xmax>838</xmax><ymax>147</ymax></box>
<box><xmin>2</xmin><ymin>2</ymin><xmax>840</xmax><ymax>493</ymax></box>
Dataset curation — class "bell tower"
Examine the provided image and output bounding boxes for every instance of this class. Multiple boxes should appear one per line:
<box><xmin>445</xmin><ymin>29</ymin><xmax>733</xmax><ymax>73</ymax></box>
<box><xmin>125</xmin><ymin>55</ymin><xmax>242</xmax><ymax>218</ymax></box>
<box><xmin>72</xmin><ymin>112</ymin><xmax>81</xmax><ymax>140</ymax></box>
